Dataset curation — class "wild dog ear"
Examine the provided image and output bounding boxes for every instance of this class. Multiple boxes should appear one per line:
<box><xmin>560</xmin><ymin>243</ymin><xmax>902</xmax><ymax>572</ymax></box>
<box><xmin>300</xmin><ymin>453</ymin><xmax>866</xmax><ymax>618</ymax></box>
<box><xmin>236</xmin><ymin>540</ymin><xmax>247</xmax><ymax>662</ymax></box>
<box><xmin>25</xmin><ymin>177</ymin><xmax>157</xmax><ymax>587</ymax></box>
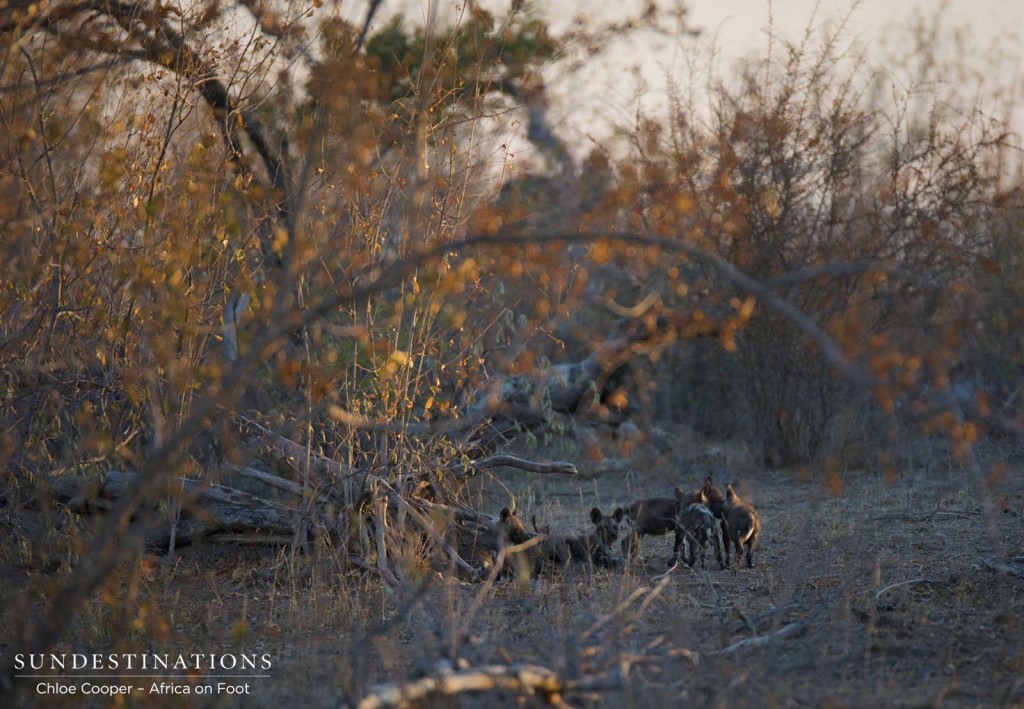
<box><xmin>725</xmin><ymin>484</ymin><xmax>737</xmax><ymax>502</ymax></box>
<box><xmin>500</xmin><ymin>507</ymin><xmax>512</xmax><ymax>521</ymax></box>
<box><xmin>590</xmin><ymin>507</ymin><xmax>603</xmax><ymax>524</ymax></box>
<box><xmin>675</xmin><ymin>486</ymin><xmax>686</xmax><ymax>501</ymax></box>
<box><xmin>612</xmin><ymin>507</ymin><xmax>624</xmax><ymax>522</ymax></box>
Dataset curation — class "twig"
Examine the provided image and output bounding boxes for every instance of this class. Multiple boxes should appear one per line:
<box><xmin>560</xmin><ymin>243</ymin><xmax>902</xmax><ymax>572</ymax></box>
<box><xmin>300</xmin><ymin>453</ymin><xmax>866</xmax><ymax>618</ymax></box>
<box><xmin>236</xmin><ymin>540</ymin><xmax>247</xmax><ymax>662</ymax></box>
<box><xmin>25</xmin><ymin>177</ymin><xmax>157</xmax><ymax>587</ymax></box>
<box><xmin>980</xmin><ymin>555</ymin><xmax>1024</xmax><ymax>580</ymax></box>
<box><xmin>581</xmin><ymin>575</ymin><xmax>671</xmax><ymax>641</ymax></box>
<box><xmin>580</xmin><ymin>586</ymin><xmax>650</xmax><ymax>641</ymax></box>
<box><xmin>650</xmin><ymin>561</ymin><xmax>679</xmax><ymax>582</ymax></box>
<box><xmin>374</xmin><ymin>478</ymin><xmax>477</xmax><ymax>578</ymax></box>
<box><xmin>222</xmin><ymin>464</ymin><xmax>331</xmax><ymax>503</ymax></box>
<box><xmin>731</xmin><ymin>603</ymin><xmax>804</xmax><ymax>634</ymax></box>
<box><xmin>412</xmin><ymin>499</ymin><xmax>494</xmax><ymax>526</ymax></box>
<box><xmin>710</xmin><ymin>621</ymin><xmax>806</xmax><ymax>656</ymax></box>
<box><xmin>735</xmin><ymin>607</ymin><xmax>757</xmax><ymax>636</ymax></box>
<box><xmin>870</xmin><ymin>503</ymin><xmax>981</xmax><ymax>523</ymax></box>
<box><xmin>875</xmin><ymin>577</ymin><xmax>934</xmax><ymax>601</ymax></box>
<box><xmin>373</xmin><ymin>499</ymin><xmax>400</xmax><ymax>591</ymax></box>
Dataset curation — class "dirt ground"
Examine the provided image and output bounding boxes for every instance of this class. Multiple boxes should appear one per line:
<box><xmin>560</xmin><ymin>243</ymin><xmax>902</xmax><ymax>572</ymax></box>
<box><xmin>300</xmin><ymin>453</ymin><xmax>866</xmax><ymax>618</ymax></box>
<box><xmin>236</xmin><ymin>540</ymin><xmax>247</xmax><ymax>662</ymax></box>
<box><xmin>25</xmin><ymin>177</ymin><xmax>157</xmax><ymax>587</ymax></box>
<box><xmin>3</xmin><ymin>430</ymin><xmax>1024</xmax><ymax>708</ymax></box>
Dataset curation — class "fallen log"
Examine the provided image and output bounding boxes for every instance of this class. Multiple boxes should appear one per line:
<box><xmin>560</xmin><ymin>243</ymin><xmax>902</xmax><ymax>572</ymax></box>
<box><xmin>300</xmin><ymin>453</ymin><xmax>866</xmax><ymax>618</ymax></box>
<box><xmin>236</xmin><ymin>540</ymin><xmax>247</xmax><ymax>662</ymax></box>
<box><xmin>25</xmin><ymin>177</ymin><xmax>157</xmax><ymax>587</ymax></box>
<box><xmin>236</xmin><ymin>415</ymin><xmax>353</xmax><ymax>487</ymax></box>
<box><xmin>236</xmin><ymin>416</ymin><xmax>577</xmax><ymax>492</ymax></box>
<box><xmin>221</xmin><ymin>463</ymin><xmax>332</xmax><ymax>504</ymax></box>
<box><xmin>354</xmin><ymin>658</ymin><xmax>634</xmax><ymax>709</ymax></box>
<box><xmin>51</xmin><ymin>471</ymin><xmax>307</xmax><ymax>551</ymax></box>
<box><xmin>471</xmin><ymin>454</ymin><xmax>577</xmax><ymax>475</ymax></box>
<box><xmin>355</xmin><ymin>661</ymin><xmax>568</xmax><ymax>709</ymax></box>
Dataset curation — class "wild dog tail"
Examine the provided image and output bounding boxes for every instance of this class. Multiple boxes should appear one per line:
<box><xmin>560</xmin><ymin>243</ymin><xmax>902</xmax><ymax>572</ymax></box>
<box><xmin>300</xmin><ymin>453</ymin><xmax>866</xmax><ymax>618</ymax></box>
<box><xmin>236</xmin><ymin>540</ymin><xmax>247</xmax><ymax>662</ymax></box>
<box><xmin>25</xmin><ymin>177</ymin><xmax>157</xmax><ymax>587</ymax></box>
<box><xmin>734</xmin><ymin>520</ymin><xmax>755</xmax><ymax>545</ymax></box>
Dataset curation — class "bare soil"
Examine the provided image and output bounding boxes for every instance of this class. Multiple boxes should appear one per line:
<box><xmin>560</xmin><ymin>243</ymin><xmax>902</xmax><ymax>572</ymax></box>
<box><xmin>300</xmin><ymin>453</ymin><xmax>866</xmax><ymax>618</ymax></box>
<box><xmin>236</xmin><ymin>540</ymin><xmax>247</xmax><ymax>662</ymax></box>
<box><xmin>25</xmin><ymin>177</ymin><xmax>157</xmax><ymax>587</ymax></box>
<box><xmin>3</xmin><ymin>431</ymin><xmax>1024</xmax><ymax>708</ymax></box>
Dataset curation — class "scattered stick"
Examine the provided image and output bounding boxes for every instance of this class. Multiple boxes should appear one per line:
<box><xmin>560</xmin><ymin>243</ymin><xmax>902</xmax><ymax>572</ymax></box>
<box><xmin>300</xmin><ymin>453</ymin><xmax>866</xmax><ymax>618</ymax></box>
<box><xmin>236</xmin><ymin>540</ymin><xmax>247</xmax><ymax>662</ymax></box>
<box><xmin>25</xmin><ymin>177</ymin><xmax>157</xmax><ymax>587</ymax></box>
<box><xmin>650</xmin><ymin>562</ymin><xmax>679</xmax><ymax>582</ymax></box>
<box><xmin>581</xmin><ymin>575</ymin><xmax>671</xmax><ymax>641</ymax></box>
<box><xmin>374</xmin><ymin>478</ymin><xmax>477</xmax><ymax>579</ymax></box>
<box><xmin>730</xmin><ymin>602</ymin><xmax>805</xmax><ymax>634</ymax></box>
<box><xmin>580</xmin><ymin>586</ymin><xmax>651</xmax><ymax>641</ymax></box>
<box><xmin>355</xmin><ymin>662</ymin><xmax>569</xmax><ymax>709</ymax></box>
<box><xmin>870</xmin><ymin>503</ymin><xmax>981</xmax><ymax>523</ymax></box>
<box><xmin>735</xmin><ymin>607</ymin><xmax>757</xmax><ymax>636</ymax></box>
<box><xmin>222</xmin><ymin>464</ymin><xmax>331</xmax><ymax>504</ymax></box>
<box><xmin>373</xmin><ymin>498</ymin><xmax>400</xmax><ymax>591</ymax></box>
<box><xmin>412</xmin><ymin>499</ymin><xmax>496</xmax><ymax>527</ymax></box>
<box><xmin>875</xmin><ymin>577</ymin><xmax>935</xmax><ymax>601</ymax></box>
<box><xmin>235</xmin><ymin>415</ymin><xmax>354</xmax><ymax>486</ymax></box>
<box><xmin>980</xmin><ymin>555</ymin><xmax>1024</xmax><ymax>581</ymax></box>
<box><xmin>710</xmin><ymin>621</ymin><xmax>806</xmax><ymax>656</ymax></box>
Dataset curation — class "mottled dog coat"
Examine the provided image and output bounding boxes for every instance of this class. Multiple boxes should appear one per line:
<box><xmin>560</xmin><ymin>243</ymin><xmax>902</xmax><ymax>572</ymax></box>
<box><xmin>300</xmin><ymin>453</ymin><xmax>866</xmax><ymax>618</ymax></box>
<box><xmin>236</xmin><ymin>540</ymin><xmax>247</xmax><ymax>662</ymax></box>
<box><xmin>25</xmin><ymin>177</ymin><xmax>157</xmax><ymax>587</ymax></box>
<box><xmin>674</xmin><ymin>487</ymin><xmax>722</xmax><ymax>569</ymax></box>
<box><xmin>702</xmin><ymin>476</ymin><xmax>732</xmax><ymax>566</ymax></box>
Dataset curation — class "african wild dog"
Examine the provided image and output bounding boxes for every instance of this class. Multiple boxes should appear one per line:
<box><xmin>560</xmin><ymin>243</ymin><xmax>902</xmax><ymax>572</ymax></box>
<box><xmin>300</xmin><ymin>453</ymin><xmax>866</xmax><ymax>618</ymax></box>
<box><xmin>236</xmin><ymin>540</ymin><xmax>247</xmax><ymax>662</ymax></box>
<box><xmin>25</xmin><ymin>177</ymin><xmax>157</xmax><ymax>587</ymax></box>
<box><xmin>622</xmin><ymin>488</ymin><xmax>722</xmax><ymax>569</ymax></box>
<box><xmin>673</xmin><ymin>487</ymin><xmax>723</xmax><ymax>569</ymax></box>
<box><xmin>455</xmin><ymin>506</ymin><xmax>534</xmax><ymax>577</ymax></box>
<box><xmin>621</xmin><ymin>495</ymin><xmax>680</xmax><ymax>561</ymax></box>
<box><xmin>702</xmin><ymin>476</ymin><xmax>731</xmax><ymax>566</ymax></box>
<box><xmin>543</xmin><ymin>507</ymin><xmax>624</xmax><ymax>568</ymax></box>
<box><xmin>722</xmin><ymin>483</ymin><xmax>761</xmax><ymax>569</ymax></box>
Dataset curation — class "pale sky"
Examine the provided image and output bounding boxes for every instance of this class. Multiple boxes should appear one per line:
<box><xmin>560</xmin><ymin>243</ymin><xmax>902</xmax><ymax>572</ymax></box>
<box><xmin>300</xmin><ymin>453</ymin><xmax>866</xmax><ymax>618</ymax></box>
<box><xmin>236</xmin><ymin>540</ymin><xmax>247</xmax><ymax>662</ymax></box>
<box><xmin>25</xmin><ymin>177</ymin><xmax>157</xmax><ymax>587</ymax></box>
<box><xmin>690</xmin><ymin>0</ymin><xmax>1024</xmax><ymax>55</ymax></box>
<box><xmin>534</xmin><ymin>0</ymin><xmax>1024</xmax><ymax>159</ymax></box>
<box><xmin>339</xmin><ymin>1</ymin><xmax>1024</xmax><ymax>170</ymax></box>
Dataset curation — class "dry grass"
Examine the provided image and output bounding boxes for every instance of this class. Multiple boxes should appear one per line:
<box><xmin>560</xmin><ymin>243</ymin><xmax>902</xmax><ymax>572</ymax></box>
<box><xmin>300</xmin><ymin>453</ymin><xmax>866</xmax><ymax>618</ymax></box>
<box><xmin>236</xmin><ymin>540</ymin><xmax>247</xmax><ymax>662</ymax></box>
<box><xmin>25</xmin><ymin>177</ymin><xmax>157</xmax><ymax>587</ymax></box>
<box><xmin>2</xmin><ymin>434</ymin><xmax>1023</xmax><ymax>708</ymax></box>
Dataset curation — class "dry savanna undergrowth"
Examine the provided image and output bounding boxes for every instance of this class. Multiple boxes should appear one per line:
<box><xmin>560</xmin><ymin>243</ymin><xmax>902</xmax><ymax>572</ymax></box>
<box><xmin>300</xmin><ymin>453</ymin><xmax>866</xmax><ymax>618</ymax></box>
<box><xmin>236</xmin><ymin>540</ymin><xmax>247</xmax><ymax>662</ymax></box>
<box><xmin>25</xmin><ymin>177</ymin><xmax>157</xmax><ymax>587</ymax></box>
<box><xmin>3</xmin><ymin>3</ymin><xmax>1024</xmax><ymax>708</ymax></box>
<box><xmin>4</xmin><ymin>429</ymin><xmax>1021</xmax><ymax>708</ymax></box>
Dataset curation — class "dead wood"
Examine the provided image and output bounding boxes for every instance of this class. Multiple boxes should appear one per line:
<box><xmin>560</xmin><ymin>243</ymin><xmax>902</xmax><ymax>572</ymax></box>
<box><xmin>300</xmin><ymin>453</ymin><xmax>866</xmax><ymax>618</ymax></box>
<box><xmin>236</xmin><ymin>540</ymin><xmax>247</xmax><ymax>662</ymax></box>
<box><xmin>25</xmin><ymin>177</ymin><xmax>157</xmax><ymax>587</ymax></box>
<box><xmin>980</xmin><ymin>555</ymin><xmax>1024</xmax><ymax>581</ymax></box>
<box><xmin>354</xmin><ymin>661</ymin><xmax>569</xmax><ymax>709</ymax></box>
<box><xmin>462</xmin><ymin>318</ymin><xmax>669</xmax><ymax>446</ymax></box>
<box><xmin>412</xmin><ymin>499</ymin><xmax>496</xmax><ymax>526</ymax></box>
<box><xmin>236</xmin><ymin>416</ymin><xmax>577</xmax><ymax>493</ymax></box>
<box><xmin>235</xmin><ymin>415</ymin><xmax>353</xmax><ymax>488</ymax></box>
<box><xmin>220</xmin><ymin>463</ymin><xmax>331</xmax><ymax>503</ymax></box>
<box><xmin>373</xmin><ymin>478</ymin><xmax>478</xmax><ymax>578</ymax></box>
<box><xmin>468</xmin><ymin>454</ymin><xmax>578</xmax><ymax>475</ymax></box>
<box><xmin>875</xmin><ymin>577</ymin><xmax>938</xmax><ymax>601</ymax></box>
<box><xmin>710</xmin><ymin>621</ymin><xmax>807</xmax><ymax>656</ymax></box>
<box><xmin>45</xmin><ymin>422</ymin><xmax>576</xmax><ymax>578</ymax></box>
<box><xmin>51</xmin><ymin>471</ymin><xmax>307</xmax><ymax>551</ymax></box>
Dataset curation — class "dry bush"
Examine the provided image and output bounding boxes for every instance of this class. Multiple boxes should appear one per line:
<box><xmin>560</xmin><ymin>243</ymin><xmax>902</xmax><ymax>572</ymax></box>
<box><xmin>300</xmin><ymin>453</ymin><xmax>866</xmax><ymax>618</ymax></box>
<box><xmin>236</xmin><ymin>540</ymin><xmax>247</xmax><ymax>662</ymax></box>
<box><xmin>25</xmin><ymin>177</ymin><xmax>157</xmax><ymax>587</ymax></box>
<box><xmin>1</xmin><ymin>3</ymin><xmax>1023</xmax><ymax>707</ymax></box>
<box><xmin>584</xmin><ymin>17</ymin><xmax>1018</xmax><ymax>468</ymax></box>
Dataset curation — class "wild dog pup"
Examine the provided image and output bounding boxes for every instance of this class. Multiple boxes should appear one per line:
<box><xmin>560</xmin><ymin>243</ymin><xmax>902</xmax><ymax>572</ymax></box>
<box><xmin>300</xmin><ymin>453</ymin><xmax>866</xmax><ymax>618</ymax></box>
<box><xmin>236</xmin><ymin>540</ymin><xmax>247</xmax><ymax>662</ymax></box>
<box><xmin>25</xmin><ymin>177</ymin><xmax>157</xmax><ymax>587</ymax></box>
<box><xmin>544</xmin><ymin>507</ymin><xmax>624</xmax><ymax>568</ymax></box>
<box><xmin>621</xmin><ymin>495</ymin><xmax>680</xmax><ymax>560</ymax></box>
<box><xmin>456</xmin><ymin>507</ymin><xmax>533</xmax><ymax>577</ymax></box>
<box><xmin>722</xmin><ymin>483</ymin><xmax>761</xmax><ymax>569</ymax></box>
<box><xmin>673</xmin><ymin>487</ymin><xmax>722</xmax><ymax>569</ymax></box>
<box><xmin>702</xmin><ymin>476</ymin><xmax>731</xmax><ymax>566</ymax></box>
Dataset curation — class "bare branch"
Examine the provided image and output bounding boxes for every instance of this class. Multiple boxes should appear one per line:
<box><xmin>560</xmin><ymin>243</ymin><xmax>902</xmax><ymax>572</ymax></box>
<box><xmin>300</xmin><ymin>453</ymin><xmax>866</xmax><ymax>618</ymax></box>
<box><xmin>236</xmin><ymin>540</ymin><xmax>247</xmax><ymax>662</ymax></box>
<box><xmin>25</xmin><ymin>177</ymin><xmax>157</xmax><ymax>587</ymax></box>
<box><xmin>980</xmin><ymin>556</ymin><xmax>1024</xmax><ymax>581</ymax></box>
<box><xmin>710</xmin><ymin>621</ymin><xmax>807</xmax><ymax>656</ymax></box>
<box><xmin>355</xmin><ymin>661</ymin><xmax>568</xmax><ymax>709</ymax></box>
<box><xmin>470</xmin><ymin>455</ymin><xmax>578</xmax><ymax>475</ymax></box>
